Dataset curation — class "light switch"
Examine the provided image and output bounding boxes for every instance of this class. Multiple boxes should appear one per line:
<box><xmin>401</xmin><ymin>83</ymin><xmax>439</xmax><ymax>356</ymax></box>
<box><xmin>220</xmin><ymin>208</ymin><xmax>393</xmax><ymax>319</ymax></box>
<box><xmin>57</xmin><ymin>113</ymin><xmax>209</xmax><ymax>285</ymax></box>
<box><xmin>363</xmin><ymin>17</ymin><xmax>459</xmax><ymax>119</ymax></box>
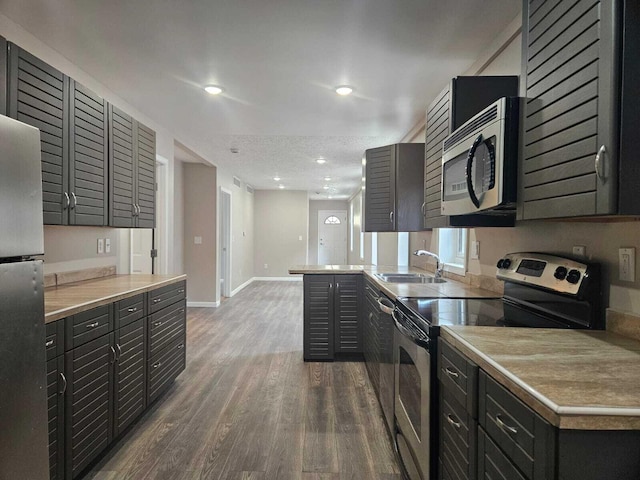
<box><xmin>105</xmin><ymin>238</ymin><xmax>111</xmax><ymax>253</ymax></box>
<box><xmin>194</xmin><ymin>236</ymin><xmax>202</xmax><ymax>245</ymax></box>
<box><xmin>299</xmin><ymin>235</ymin><xmax>303</xmax><ymax>241</ymax></box>
<box><xmin>471</xmin><ymin>241</ymin><xmax>480</xmax><ymax>259</ymax></box>
<box><xmin>97</xmin><ymin>238</ymin><xmax>104</xmax><ymax>254</ymax></box>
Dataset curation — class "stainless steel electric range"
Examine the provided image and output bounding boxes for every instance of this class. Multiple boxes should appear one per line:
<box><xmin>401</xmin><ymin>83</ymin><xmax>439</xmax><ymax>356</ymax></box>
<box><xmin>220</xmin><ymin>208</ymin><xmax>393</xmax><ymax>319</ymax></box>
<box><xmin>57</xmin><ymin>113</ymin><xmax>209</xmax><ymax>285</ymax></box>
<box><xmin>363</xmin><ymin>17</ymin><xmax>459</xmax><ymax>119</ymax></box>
<box><xmin>391</xmin><ymin>252</ymin><xmax>603</xmax><ymax>480</ymax></box>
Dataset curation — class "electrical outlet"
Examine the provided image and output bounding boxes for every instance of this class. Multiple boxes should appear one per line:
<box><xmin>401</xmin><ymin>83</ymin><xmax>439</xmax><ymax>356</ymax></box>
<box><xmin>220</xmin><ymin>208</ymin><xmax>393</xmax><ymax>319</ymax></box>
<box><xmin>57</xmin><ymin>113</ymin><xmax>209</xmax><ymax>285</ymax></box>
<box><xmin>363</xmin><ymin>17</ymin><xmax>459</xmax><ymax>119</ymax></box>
<box><xmin>573</xmin><ymin>245</ymin><xmax>586</xmax><ymax>257</ymax></box>
<box><xmin>97</xmin><ymin>238</ymin><xmax>104</xmax><ymax>254</ymax></box>
<box><xmin>298</xmin><ymin>235</ymin><xmax>303</xmax><ymax>241</ymax></box>
<box><xmin>194</xmin><ymin>236</ymin><xmax>202</xmax><ymax>245</ymax></box>
<box><xmin>619</xmin><ymin>247</ymin><xmax>636</xmax><ymax>282</ymax></box>
<box><xmin>471</xmin><ymin>241</ymin><xmax>480</xmax><ymax>259</ymax></box>
<box><xmin>105</xmin><ymin>238</ymin><xmax>111</xmax><ymax>254</ymax></box>
<box><xmin>264</xmin><ymin>263</ymin><xmax>268</xmax><ymax>269</ymax></box>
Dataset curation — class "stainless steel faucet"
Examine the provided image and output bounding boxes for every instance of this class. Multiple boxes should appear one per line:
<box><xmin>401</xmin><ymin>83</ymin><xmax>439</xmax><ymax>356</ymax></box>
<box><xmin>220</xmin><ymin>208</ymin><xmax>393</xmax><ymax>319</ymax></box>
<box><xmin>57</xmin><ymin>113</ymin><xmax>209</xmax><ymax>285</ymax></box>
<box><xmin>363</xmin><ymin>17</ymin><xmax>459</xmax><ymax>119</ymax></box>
<box><xmin>413</xmin><ymin>250</ymin><xmax>444</xmax><ymax>279</ymax></box>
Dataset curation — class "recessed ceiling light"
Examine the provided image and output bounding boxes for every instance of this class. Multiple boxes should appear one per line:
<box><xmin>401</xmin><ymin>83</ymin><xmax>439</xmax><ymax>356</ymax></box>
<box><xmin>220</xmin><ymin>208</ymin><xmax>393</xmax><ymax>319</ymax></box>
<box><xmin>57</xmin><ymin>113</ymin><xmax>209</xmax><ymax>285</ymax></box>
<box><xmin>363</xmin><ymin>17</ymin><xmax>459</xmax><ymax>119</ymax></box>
<box><xmin>335</xmin><ymin>85</ymin><xmax>354</xmax><ymax>96</ymax></box>
<box><xmin>273</xmin><ymin>176</ymin><xmax>281</xmax><ymax>181</ymax></box>
<box><xmin>204</xmin><ymin>85</ymin><xmax>224</xmax><ymax>95</ymax></box>
<box><xmin>324</xmin><ymin>176</ymin><xmax>331</xmax><ymax>181</ymax></box>
<box><xmin>323</xmin><ymin>185</ymin><xmax>330</xmax><ymax>190</ymax></box>
<box><xmin>278</xmin><ymin>185</ymin><xmax>285</xmax><ymax>189</ymax></box>
<box><xmin>316</xmin><ymin>158</ymin><xmax>326</xmax><ymax>164</ymax></box>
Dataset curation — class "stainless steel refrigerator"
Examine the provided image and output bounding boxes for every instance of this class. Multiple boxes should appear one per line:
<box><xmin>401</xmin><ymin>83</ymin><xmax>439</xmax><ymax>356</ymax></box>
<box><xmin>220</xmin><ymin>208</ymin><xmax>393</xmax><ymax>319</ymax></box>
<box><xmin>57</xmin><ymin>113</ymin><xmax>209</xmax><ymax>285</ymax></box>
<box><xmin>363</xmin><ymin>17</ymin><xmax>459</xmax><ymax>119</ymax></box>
<box><xmin>0</xmin><ymin>114</ymin><xmax>49</xmax><ymax>478</ymax></box>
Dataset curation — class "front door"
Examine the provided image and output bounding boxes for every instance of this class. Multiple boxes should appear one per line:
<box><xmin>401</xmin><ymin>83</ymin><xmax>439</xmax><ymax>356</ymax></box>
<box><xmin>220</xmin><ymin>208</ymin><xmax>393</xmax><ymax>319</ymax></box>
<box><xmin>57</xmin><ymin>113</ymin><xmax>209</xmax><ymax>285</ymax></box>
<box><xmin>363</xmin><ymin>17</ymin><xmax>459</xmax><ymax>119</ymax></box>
<box><xmin>318</xmin><ymin>210</ymin><xmax>347</xmax><ymax>264</ymax></box>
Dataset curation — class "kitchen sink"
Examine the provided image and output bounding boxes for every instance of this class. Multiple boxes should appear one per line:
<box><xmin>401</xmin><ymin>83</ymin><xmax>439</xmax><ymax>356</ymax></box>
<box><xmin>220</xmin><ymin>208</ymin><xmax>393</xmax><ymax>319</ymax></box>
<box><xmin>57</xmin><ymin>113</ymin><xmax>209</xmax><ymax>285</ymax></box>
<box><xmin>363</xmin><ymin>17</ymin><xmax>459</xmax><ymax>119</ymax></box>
<box><xmin>374</xmin><ymin>273</ymin><xmax>446</xmax><ymax>284</ymax></box>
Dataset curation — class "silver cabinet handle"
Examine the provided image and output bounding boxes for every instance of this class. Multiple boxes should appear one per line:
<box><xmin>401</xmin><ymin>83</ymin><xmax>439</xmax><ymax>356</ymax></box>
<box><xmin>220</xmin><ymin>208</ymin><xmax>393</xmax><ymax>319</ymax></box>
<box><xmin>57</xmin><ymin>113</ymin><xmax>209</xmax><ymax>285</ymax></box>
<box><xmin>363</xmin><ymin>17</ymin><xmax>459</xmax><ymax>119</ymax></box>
<box><xmin>136</xmin><ymin>204</ymin><xmax>141</xmax><ymax>215</ymax></box>
<box><xmin>177</xmin><ymin>344</ymin><xmax>185</xmax><ymax>350</ymax></box>
<box><xmin>445</xmin><ymin>366</ymin><xmax>459</xmax><ymax>378</ymax></box>
<box><xmin>115</xmin><ymin>343</ymin><xmax>122</xmax><ymax>361</ymax></box>
<box><xmin>495</xmin><ymin>414</ymin><xmax>518</xmax><ymax>435</ymax></box>
<box><xmin>595</xmin><ymin>145</ymin><xmax>606</xmax><ymax>179</ymax></box>
<box><xmin>421</xmin><ymin>202</ymin><xmax>426</xmax><ymax>216</ymax></box>
<box><xmin>86</xmin><ymin>321</ymin><xmax>100</xmax><ymax>329</ymax></box>
<box><xmin>336</xmin><ymin>282</ymin><xmax>340</xmax><ymax>293</ymax></box>
<box><xmin>154</xmin><ymin>321</ymin><xmax>163</xmax><ymax>327</ymax></box>
<box><xmin>45</xmin><ymin>339</ymin><xmax>55</xmax><ymax>347</ymax></box>
<box><xmin>389</xmin><ymin>211</ymin><xmax>394</xmax><ymax>224</ymax></box>
<box><xmin>71</xmin><ymin>192</ymin><xmax>77</xmax><ymax>209</ymax></box>
<box><xmin>153</xmin><ymin>361</ymin><xmax>162</xmax><ymax>369</ymax></box>
<box><xmin>179</xmin><ymin>309</ymin><xmax>185</xmax><ymax>314</ymax></box>
<box><xmin>127</xmin><ymin>307</ymin><xmax>138</xmax><ymax>313</ymax></box>
<box><xmin>132</xmin><ymin>203</ymin><xmax>137</xmax><ymax>216</ymax></box>
<box><xmin>153</xmin><ymin>298</ymin><xmax>161</xmax><ymax>304</ymax></box>
<box><xmin>59</xmin><ymin>372</ymin><xmax>67</xmax><ymax>395</ymax></box>
<box><xmin>110</xmin><ymin>345</ymin><xmax>117</xmax><ymax>364</ymax></box>
<box><xmin>446</xmin><ymin>414</ymin><xmax>461</xmax><ymax>430</ymax></box>
<box><xmin>178</xmin><ymin>289</ymin><xmax>185</xmax><ymax>294</ymax></box>
<box><xmin>64</xmin><ymin>192</ymin><xmax>70</xmax><ymax>210</ymax></box>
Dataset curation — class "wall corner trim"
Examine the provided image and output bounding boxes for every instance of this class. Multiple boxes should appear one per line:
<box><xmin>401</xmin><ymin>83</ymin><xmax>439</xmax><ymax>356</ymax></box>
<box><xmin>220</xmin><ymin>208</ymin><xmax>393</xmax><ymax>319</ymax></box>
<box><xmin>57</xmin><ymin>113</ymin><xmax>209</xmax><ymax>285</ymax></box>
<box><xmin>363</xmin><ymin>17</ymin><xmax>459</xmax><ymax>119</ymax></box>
<box><xmin>186</xmin><ymin>301</ymin><xmax>220</xmax><ymax>308</ymax></box>
<box><xmin>230</xmin><ymin>277</ymin><xmax>255</xmax><ymax>297</ymax></box>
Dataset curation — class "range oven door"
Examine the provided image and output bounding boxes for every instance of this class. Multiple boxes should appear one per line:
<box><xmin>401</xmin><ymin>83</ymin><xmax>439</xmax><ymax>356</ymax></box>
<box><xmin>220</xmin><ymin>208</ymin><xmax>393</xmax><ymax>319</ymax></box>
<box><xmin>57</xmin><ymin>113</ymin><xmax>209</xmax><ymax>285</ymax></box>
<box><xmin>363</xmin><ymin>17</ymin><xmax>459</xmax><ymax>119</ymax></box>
<box><xmin>393</xmin><ymin>307</ymin><xmax>431</xmax><ymax>480</ymax></box>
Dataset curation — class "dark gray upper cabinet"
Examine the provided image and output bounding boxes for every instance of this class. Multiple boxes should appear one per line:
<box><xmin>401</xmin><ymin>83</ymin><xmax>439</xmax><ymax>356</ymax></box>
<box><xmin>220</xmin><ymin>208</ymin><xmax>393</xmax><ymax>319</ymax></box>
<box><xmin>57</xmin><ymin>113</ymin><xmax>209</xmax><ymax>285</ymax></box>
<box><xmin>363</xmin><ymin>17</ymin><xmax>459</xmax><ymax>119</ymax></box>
<box><xmin>7</xmin><ymin>44</ymin><xmax>109</xmax><ymax>226</ymax></box>
<box><xmin>364</xmin><ymin>143</ymin><xmax>424</xmax><ymax>232</ymax></box>
<box><xmin>424</xmin><ymin>76</ymin><xmax>519</xmax><ymax>228</ymax></box>
<box><xmin>0</xmin><ymin>36</ymin><xmax>7</xmax><ymax>115</ymax></box>
<box><xmin>69</xmin><ymin>80</ymin><xmax>108</xmax><ymax>226</ymax></box>
<box><xmin>109</xmin><ymin>106</ymin><xmax>156</xmax><ymax>228</ymax></box>
<box><xmin>519</xmin><ymin>0</ymin><xmax>640</xmax><ymax>219</ymax></box>
<box><xmin>7</xmin><ymin>44</ymin><xmax>69</xmax><ymax>225</ymax></box>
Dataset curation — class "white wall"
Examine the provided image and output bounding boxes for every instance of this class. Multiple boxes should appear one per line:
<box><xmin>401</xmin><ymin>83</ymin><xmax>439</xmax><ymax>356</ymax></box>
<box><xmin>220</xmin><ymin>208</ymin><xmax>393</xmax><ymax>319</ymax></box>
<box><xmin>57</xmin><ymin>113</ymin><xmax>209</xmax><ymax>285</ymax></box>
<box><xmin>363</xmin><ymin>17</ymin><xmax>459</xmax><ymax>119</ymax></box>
<box><xmin>254</xmin><ymin>190</ymin><xmax>308</xmax><ymax>277</ymax></box>
<box><xmin>0</xmin><ymin>13</ymin><xmax>183</xmax><ymax>275</ymax></box>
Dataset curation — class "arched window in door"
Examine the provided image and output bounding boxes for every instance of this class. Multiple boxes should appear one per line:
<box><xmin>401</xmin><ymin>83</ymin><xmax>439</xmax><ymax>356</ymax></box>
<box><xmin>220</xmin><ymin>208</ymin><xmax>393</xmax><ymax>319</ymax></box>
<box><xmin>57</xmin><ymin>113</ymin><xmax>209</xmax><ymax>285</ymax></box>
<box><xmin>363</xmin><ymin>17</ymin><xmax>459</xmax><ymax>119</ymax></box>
<box><xmin>324</xmin><ymin>215</ymin><xmax>341</xmax><ymax>225</ymax></box>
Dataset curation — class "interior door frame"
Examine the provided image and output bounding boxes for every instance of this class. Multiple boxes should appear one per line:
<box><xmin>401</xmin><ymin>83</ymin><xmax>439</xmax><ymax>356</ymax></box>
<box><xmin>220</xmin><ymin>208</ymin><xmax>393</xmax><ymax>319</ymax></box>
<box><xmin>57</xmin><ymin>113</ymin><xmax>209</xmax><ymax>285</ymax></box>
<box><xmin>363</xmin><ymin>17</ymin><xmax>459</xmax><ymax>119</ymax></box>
<box><xmin>317</xmin><ymin>209</ymin><xmax>348</xmax><ymax>264</ymax></box>
<box><xmin>220</xmin><ymin>187</ymin><xmax>232</xmax><ymax>297</ymax></box>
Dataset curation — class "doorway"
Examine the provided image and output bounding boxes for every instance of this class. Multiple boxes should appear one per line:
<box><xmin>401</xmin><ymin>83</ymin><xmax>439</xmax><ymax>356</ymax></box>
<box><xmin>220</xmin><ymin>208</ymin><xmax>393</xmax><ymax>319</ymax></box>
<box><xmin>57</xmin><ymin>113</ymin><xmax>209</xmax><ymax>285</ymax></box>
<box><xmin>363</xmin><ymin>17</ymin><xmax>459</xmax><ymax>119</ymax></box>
<box><xmin>220</xmin><ymin>188</ymin><xmax>232</xmax><ymax>297</ymax></box>
<box><xmin>130</xmin><ymin>229</ymin><xmax>153</xmax><ymax>273</ymax></box>
<box><xmin>318</xmin><ymin>210</ymin><xmax>347</xmax><ymax>264</ymax></box>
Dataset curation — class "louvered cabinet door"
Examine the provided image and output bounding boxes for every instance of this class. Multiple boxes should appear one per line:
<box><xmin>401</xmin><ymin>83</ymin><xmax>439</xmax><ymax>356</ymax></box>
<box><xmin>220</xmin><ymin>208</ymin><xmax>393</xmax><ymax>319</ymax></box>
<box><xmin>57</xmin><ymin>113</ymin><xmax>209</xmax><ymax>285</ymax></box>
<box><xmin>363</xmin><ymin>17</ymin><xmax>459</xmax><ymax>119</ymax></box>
<box><xmin>69</xmin><ymin>81</ymin><xmax>108</xmax><ymax>226</ymax></box>
<box><xmin>334</xmin><ymin>275</ymin><xmax>362</xmax><ymax>353</ymax></box>
<box><xmin>303</xmin><ymin>275</ymin><xmax>334</xmax><ymax>361</ymax></box>
<box><xmin>7</xmin><ymin>44</ymin><xmax>69</xmax><ymax>225</ymax></box>
<box><xmin>47</xmin><ymin>356</ymin><xmax>65</xmax><ymax>480</ymax></box>
<box><xmin>424</xmin><ymin>85</ymin><xmax>452</xmax><ymax>228</ymax></box>
<box><xmin>114</xmin><ymin>318</ymin><xmax>146</xmax><ymax>437</ymax></box>
<box><xmin>135</xmin><ymin>121</ymin><xmax>156</xmax><ymax>228</ymax></box>
<box><xmin>364</xmin><ymin>145</ymin><xmax>396</xmax><ymax>232</ymax></box>
<box><xmin>520</xmin><ymin>0</ymin><xmax>618</xmax><ymax>219</ymax></box>
<box><xmin>109</xmin><ymin>105</ymin><xmax>135</xmax><ymax>227</ymax></box>
<box><xmin>65</xmin><ymin>333</ymin><xmax>114</xmax><ymax>480</ymax></box>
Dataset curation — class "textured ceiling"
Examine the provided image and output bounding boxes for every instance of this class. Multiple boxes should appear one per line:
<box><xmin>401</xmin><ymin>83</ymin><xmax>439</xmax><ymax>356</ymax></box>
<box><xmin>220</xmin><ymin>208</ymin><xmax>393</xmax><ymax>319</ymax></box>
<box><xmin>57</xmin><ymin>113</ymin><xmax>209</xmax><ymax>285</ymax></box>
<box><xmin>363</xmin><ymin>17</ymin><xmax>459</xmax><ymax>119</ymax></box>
<box><xmin>0</xmin><ymin>0</ymin><xmax>521</xmax><ymax>198</ymax></box>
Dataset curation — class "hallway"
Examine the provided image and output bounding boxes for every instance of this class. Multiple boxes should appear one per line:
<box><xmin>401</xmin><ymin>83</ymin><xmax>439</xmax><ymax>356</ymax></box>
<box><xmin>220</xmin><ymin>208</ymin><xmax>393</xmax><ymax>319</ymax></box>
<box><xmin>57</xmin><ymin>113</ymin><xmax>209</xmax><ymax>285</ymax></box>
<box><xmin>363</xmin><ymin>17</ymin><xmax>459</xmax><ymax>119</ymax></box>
<box><xmin>85</xmin><ymin>281</ymin><xmax>401</xmax><ymax>480</ymax></box>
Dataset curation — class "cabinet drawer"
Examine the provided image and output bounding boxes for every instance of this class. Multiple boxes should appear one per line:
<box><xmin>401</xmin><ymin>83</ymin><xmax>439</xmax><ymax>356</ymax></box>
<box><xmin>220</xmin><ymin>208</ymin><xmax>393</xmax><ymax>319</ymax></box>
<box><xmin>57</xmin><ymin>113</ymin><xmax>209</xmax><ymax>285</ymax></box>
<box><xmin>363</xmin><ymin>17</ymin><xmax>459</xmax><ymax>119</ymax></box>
<box><xmin>115</xmin><ymin>293</ymin><xmax>146</xmax><ymax>328</ymax></box>
<box><xmin>148</xmin><ymin>336</ymin><xmax>186</xmax><ymax>404</ymax></box>
<box><xmin>440</xmin><ymin>386</ymin><xmax>477</xmax><ymax>480</ymax></box>
<box><xmin>148</xmin><ymin>299</ymin><xmax>186</xmax><ymax>357</ymax></box>
<box><xmin>46</xmin><ymin>320</ymin><xmax>65</xmax><ymax>360</ymax></box>
<box><xmin>478</xmin><ymin>371</ymin><xmax>554</xmax><ymax>480</ymax></box>
<box><xmin>149</xmin><ymin>281</ymin><xmax>186</xmax><ymax>314</ymax></box>
<box><xmin>65</xmin><ymin>304</ymin><xmax>114</xmax><ymax>350</ymax></box>
<box><xmin>438</xmin><ymin>338</ymin><xmax>478</xmax><ymax>416</ymax></box>
<box><xmin>478</xmin><ymin>427</ymin><xmax>527</xmax><ymax>480</ymax></box>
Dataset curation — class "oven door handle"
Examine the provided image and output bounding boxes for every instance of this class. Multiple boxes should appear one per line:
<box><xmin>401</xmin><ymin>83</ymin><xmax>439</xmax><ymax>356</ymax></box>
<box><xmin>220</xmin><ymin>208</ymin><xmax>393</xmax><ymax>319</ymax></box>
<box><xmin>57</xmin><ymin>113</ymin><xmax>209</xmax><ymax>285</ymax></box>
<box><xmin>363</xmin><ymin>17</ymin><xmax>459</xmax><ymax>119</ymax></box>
<box><xmin>465</xmin><ymin>134</ymin><xmax>483</xmax><ymax>208</ymax></box>
<box><xmin>392</xmin><ymin>309</ymin><xmax>430</xmax><ymax>350</ymax></box>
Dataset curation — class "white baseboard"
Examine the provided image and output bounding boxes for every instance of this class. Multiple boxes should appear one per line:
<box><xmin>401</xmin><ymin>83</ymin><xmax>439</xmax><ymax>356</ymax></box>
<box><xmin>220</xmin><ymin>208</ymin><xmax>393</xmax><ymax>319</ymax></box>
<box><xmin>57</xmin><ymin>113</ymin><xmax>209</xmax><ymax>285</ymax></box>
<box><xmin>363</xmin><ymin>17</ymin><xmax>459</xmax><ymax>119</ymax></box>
<box><xmin>187</xmin><ymin>301</ymin><xmax>220</xmax><ymax>308</ymax></box>
<box><xmin>230</xmin><ymin>277</ymin><xmax>255</xmax><ymax>297</ymax></box>
<box><xmin>252</xmin><ymin>276</ymin><xmax>302</xmax><ymax>282</ymax></box>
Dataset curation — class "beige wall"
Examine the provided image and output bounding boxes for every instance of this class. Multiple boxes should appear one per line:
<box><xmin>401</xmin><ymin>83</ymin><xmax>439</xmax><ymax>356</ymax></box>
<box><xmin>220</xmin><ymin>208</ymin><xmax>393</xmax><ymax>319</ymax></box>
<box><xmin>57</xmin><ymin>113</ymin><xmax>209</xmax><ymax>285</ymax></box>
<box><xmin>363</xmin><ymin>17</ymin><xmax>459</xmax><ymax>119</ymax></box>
<box><xmin>308</xmin><ymin>200</ymin><xmax>349</xmax><ymax>264</ymax></box>
<box><xmin>183</xmin><ymin>164</ymin><xmax>217</xmax><ymax>303</ymax></box>
<box><xmin>254</xmin><ymin>190</ymin><xmax>308</xmax><ymax>277</ymax></box>
<box><xmin>43</xmin><ymin>226</ymin><xmax>119</xmax><ymax>274</ymax></box>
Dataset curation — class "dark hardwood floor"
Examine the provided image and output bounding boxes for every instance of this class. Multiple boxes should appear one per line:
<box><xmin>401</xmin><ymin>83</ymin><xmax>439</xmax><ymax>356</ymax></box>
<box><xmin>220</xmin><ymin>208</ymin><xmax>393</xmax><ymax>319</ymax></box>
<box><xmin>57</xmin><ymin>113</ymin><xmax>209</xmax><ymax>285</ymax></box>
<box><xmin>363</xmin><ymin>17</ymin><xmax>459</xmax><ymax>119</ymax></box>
<box><xmin>84</xmin><ymin>281</ymin><xmax>401</xmax><ymax>480</ymax></box>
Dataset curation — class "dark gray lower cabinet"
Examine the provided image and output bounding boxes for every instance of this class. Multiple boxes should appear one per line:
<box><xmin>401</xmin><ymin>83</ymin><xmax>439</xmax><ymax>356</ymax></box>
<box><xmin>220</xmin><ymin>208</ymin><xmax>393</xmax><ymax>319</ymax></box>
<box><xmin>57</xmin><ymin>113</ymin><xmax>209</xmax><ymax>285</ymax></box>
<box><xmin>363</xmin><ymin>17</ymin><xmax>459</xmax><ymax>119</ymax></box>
<box><xmin>303</xmin><ymin>274</ymin><xmax>362</xmax><ymax>361</ymax></box>
<box><xmin>47</xmin><ymin>283</ymin><xmax>186</xmax><ymax>479</ymax></box>
<box><xmin>114</xmin><ymin>318</ymin><xmax>147</xmax><ymax>437</ymax></box>
<box><xmin>47</xmin><ymin>356</ymin><xmax>65</xmax><ymax>480</ymax></box>
<box><xmin>64</xmin><ymin>332</ymin><xmax>115</xmax><ymax>479</ymax></box>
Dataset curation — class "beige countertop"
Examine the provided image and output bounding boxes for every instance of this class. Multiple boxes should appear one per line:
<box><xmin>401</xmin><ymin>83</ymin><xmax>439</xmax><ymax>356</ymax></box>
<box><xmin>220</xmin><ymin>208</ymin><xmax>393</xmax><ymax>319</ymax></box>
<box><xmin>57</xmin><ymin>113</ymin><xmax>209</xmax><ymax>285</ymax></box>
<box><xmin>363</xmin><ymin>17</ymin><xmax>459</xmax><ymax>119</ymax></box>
<box><xmin>45</xmin><ymin>274</ymin><xmax>187</xmax><ymax>323</ymax></box>
<box><xmin>441</xmin><ymin>326</ymin><xmax>640</xmax><ymax>430</ymax></box>
<box><xmin>288</xmin><ymin>264</ymin><xmax>500</xmax><ymax>299</ymax></box>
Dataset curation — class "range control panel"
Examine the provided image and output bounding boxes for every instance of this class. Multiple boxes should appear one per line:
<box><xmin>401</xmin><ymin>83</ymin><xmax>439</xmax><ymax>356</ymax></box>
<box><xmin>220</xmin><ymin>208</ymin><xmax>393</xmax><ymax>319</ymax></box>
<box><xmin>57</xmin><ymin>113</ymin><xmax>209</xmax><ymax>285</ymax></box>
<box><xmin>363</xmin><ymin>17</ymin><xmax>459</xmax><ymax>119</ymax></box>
<box><xmin>496</xmin><ymin>252</ymin><xmax>591</xmax><ymax>296</ymax></box>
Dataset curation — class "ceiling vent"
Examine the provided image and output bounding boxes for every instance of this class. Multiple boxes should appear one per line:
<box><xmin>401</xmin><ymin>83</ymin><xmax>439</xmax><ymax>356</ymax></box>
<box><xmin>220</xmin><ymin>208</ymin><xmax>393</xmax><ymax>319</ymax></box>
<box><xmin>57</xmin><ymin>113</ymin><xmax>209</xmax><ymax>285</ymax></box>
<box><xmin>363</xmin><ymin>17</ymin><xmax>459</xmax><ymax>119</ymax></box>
<box><xmin>233</xmin><ymin>176</ymin><xmax>241</xmax><ymax>187</ymax></box>
<box><xmin>246</xmin><ymin>185</ymin><xmax>254</xmax><ymax>194</ymax></box>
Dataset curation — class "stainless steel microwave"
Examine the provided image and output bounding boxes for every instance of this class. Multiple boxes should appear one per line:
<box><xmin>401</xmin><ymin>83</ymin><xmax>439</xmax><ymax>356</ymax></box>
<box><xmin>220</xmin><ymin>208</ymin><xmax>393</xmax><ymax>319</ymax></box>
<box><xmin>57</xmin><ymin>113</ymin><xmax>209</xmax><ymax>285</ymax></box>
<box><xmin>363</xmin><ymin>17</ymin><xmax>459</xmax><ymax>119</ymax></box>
<box><xmin>440</xmin><ymin>97</ymin><xmax>520</xmax><ymax>216</ymax></box>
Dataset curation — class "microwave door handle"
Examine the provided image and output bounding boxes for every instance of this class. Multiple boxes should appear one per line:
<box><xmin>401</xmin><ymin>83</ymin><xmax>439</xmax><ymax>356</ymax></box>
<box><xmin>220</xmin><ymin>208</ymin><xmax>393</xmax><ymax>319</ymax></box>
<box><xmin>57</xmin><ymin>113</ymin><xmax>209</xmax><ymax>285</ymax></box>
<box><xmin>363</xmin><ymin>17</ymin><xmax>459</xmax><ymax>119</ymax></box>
<box><xmin>466</xmin><ymin>134</ymin><xmax>483</xmax><ymax>208</ymax></box>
